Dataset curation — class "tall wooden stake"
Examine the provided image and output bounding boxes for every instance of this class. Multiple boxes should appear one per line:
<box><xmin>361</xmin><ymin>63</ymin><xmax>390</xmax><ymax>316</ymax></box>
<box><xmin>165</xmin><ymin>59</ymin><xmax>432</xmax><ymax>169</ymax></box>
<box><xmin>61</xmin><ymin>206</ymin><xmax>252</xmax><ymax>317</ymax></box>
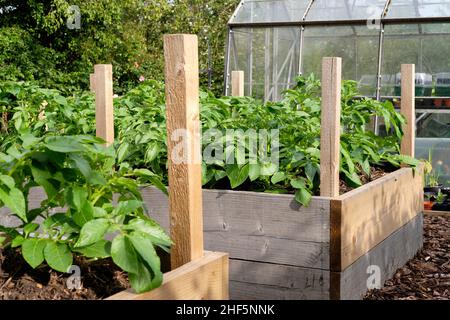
<box><xmin>94</xmin><ymin>65</ymin><xmax>114</xmax><ymax>146</ymax></box>
<box><xmin>164</xmin><ymin>34</ymin><xmax>204</xmax><ymax>269</ymax></box>
<box><xmin>90</xmin><ymin>73</ymin><xmax>96</xmax><ymax>93</ymax></box>
<box><xmin>400</xmin><ymin>64</ymin><xmax>415</xmax><ymax>157</ymax></box>
<box><xmin>231</xmin><ymin>71</ymin><xmax>245</xmax><ymax>97</ymax></box>
<box><xmin>320</xmin><ymin>57</ymin><xmax>342</xmax><ymax>198</ymax></box>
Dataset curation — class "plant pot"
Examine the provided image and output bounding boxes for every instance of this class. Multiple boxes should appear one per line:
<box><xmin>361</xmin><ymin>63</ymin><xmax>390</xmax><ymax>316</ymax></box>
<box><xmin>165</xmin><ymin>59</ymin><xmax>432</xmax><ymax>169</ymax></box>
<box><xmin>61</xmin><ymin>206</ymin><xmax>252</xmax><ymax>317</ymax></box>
<box><xmin>431</xmin><ymin>202</ymin><xmax>450</xmax><ymax>212</ymax></box>
<box><xmin>433</xmin><ymin>99</ymin><xmax>443</xmax><ymax>107</ymax></box>
<box><xmin>445</xmin><ymin>99</ymin><xmax>450</xmax><ymax>107</ymax></box>
<box><xmin>424</xmin><ymin>185</ymin><xmax>443</xmax><ymax>194</ymax></box>
<box><xmin>424</xmin><ymin>200</ymin><xmax>434</xmax><ymax>210</ymax></box>
<box><xmin>441</xmin><ymin>187</ymin><xmax>450</xmax><ymax>197</ymax></box>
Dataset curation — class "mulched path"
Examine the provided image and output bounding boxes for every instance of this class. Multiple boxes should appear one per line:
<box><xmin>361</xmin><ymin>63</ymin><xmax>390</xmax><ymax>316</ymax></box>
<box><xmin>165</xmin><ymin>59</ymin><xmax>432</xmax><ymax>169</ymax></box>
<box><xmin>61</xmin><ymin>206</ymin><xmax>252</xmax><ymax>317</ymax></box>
<box><xmin>365</xmin><ymin>215</ymin><xmax>450</xmax><ymax>300</ymax></box>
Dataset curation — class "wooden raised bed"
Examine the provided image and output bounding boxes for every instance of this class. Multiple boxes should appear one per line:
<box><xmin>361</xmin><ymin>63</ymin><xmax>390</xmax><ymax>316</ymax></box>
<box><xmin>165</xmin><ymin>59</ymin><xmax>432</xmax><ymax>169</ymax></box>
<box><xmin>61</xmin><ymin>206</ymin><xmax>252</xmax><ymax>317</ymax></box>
<box><xmin>139</xmin><ymin>60</ymin><xmax>424</xmax><ymax>299</ymax></box>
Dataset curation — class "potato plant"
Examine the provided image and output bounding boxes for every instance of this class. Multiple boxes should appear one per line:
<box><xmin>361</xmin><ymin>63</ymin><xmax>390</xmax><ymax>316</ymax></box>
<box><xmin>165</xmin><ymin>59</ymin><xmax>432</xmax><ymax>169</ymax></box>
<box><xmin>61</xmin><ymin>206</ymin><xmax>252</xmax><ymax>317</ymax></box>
<box><xmin>0</xmin><ymin>134</ymin><xmax>170</xmax><ymax>293</ymax></box>
<box><xmin>0</xmin><ymin>75</ymin><xmax>420</xmax><ymax>209</ymax></box>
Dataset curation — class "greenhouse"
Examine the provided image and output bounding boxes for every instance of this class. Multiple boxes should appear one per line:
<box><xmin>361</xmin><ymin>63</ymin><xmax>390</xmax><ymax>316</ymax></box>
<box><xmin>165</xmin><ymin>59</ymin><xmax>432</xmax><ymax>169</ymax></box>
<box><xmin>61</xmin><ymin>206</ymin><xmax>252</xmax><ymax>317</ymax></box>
<box><xmin>225</xmin><ymin>0</ymin><xmax>450</xmax><ymax>183</ymax></box>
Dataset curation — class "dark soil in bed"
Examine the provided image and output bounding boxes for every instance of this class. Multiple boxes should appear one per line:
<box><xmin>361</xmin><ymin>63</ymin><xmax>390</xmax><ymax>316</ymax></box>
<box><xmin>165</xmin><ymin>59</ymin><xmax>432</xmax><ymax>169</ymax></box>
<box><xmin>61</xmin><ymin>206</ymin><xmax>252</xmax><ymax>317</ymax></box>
<box><xmin>0</xmin><ymin>250</ymin><xmax>130</xmax><ymax>300</ymax></box>
<box><xmin>365</xmin><ymin>215</ymin><xmax>450</xmax><ymax>300</ymax></box>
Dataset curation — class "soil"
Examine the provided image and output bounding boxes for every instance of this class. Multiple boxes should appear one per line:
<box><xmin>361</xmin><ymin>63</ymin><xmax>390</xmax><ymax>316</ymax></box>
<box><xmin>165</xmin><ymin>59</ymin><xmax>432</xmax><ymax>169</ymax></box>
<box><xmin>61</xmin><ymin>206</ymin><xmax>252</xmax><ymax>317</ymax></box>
<box><xmin>365</xmin><ymin>215</ymin><xmax>450</xmax><ymax>300</ymax></box>
<box><xmin>0</xmin><ymin>250</ymin><xmax>129</xmax><ymax>300</ymax></box>
<box><xmin>339</xmin><ymin>166</ymin><xmax>389</xmax><ymax>195</ymax></box>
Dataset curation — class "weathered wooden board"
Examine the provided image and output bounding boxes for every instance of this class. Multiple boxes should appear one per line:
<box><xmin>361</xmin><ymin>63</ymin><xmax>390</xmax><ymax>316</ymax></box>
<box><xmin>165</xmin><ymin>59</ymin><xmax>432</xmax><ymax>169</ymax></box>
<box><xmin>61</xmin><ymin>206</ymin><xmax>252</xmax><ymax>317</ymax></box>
<box><xmin>229</xmin><ymin>259</ymin><xmax>329</xmax><ymax>300</ymax></box>
<box><xmin>330</xmin><ymin>214</ymin><xmax>423</xmax><ymax>300</ymax></box>
<box><xmin>331</xmin><ymin>166</ymin><xmax>424</xmax><ymax>271</ymax></box>
<box><xmin>142</xmin><ymin>188</ymin><xmax>331</xmax><ymax>269</ymax></box>
<box><xmin>107</xmin><ymin>251</ymin><xmax>229</xmax><ymax>300</ymax></box>
<box><xmin>424</xmin><ymin>210</ymin><xmax>450</xmax><ymax>217</ymax></box>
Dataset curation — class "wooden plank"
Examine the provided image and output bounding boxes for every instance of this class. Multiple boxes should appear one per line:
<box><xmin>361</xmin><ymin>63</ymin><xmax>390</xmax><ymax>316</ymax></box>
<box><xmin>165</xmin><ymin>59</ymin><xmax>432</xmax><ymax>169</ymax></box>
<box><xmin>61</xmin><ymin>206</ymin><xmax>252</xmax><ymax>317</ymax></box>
<box><xmin>229</xmin><ymin>259</ymin><xmax>329</xmax><ymax>300</ymax></box>
<box><xmin>331</xmin><ymin>166</ymin><xmax>424</xmax><ymax>271</ymax></box>
<box><xmin>231</xmin><ymin>70</ymin><xmax>245</xmax><ymax>97</ymax></box>
<box><xmin>106</xmin><ymin>251</ymin><xmax>228</xmax><ymax>300</ymax></box>
<box><xmin>141</xmin><ymin>187</ymin><xmax>331</xmax><ymax>269</ymax></box>
<box><xmin>94</xmin><ymin>64</ymin><xmax>114</xmax><ymax>146</ymax></box>
<box><xmin>89</xmin><ymin>73</ymin><xmax>96</xmax><ymax>93</ymax></box>
<box><xmin>331</xmin><ymin>214</ymin><xmax>423</xmax><ymax>300</ymax></box>
<box><xmin>320</xmin><ymin>57</ymin><xmax>342</xmax><ymax>197</ymax></box>
<box><xmin>163</xmin><ymin>34</ymin><xmax>203</xmax><ymax>269</ymax></box>
<box><xmin>424</xmin><ymin>210</ymin><xmax>450</xmax><ymax>217</ymax></box>
<box><xmin>400</xmin><ymin>64</ymin><xmax>416</xmax><ymax>157</ymax></box>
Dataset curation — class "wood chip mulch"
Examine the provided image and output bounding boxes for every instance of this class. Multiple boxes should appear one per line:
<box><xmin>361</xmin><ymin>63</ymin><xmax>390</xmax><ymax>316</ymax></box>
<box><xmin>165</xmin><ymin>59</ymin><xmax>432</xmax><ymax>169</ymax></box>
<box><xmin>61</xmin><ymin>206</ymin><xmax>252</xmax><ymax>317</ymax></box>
<box><xmin>365</xmin><ymin>215</ymin><xmax>450</xmax><ymax>300</ymax></box>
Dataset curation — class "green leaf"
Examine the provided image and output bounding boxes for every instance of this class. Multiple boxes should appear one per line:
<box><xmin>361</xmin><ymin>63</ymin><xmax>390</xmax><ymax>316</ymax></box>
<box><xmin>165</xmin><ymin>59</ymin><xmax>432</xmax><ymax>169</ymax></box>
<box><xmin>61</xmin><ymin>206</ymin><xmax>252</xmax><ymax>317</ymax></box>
<box><xmin>45</xmin><ymin>136</ymin><xmax>86</xmax><ymax>153</ymax></box>
<box><xmin>271</xmin><ymin>172</ymin><xmax>286</xmax><ymax>184</ymax></box>
<box><xmin>117</xmin><ymin>142</ymin><xmax>129</xmax><ymax>163</ymax></box>
<box><xmin>295</xmin><ymin>188</ymin><xmax>312</xmax><ymax>207</ymax></box>
<box><xmin>73</xmin><ymin>240</ymin><xmax>111</xmax><ymax>259</ymax></box>
<box><xmin>128</xmin><ymin>259</ymin><xmax>160</xmax><ymax>294</ymax></box>
<box><xmin>115</xmin><ymin>200</ymin><xmax>143</xmax><ymax>215</ymax></box>
<box><xmin>23</xmin><ymin>223</ymin><xmax>39</xmax><ymax>236</ymax></box>
<box><xmin>290</xmin><ymin>178</ymin><xmax>306</xmax><ymax>189</ymax></box>
<box><xmin>0</xmin><ymin>187</ymin><xmax>27</xmax><ymax>222</ymax></box>
<box><xmin>111</xmin><ymin>234</ymin><xmax>139</xmax><ymax>274</ymax></box>
<box><xmin>226</xmin><ymin>164</ymin><xmax>249</xmax><ymax>188</ymax></box>
<box><xmin>128</xmin><ymin>232</ymin><xmax>163</xmax><ymax>289</ymax></box>
<box><xmin>260</xmin><ymin>162</ymin><xmax>278</xmax><ymax>176</ymax></box>
<box><xmin>75</xmin><ymin>218</ymin><xmax>110</xmax><ymax>248</ymax></box>
<box><xmin>11</xmin><ymin>235</ymin><xmax>25</xmax><ymax>248</ymax></box>
<box><xmin>125</xmin><ymin>218</ymin><xmax>172</xmax><ymax>249</ymax></box>
<box><xmin>0</xmin><ymin>175</ymin><xmax>15</xmax><ymax>189</ymax></box>
<box><xmin>248</xmin><ymin>164</ymin><xmax>260</xmax><ymax>181</ymax></box>
<box><xmin>73</xmin><ymin>201</ymin><xmax>94</xmax><ymax>227</ymax></box>
<box><xmin>66</xmin><ymin>186</ymin><xmax>88</xmax><ymax>210</ymax></box>
<box><xmin>145</xmin><ymin>143</ymin><xmax>160</xmax><ymax>163</ymax></box>
<box><xmin>22</xmin><ymin>238</ymin><xmax>47</xmax><ymax>268</ymax></box>
<box><xmin>44</xmin><ymin>242</ymin><xmax>73</xmax><ymax>273</ymax></box>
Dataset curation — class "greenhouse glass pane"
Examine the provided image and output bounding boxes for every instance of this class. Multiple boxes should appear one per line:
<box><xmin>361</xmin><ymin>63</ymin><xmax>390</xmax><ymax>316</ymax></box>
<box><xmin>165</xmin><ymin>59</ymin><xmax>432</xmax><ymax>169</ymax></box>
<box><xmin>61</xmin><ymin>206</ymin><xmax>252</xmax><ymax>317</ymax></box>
<box><xmin>305</xmin><ymin>0</ymin><xmax>386</xmax><ymax>21</ymax></box>
<box><xmin>231</xmin><ymin>0</ymin><xmax>310</xmax><ymax>23</ymax></box>
<box><xmin>385</xmin><ymin>0</ymin><xmax>450</xmax><ymax>19</ymax></box>
<box><xmin>416</xmin><ymin>137</ymin><xmax>450</xmax><ymax>184</ymax></box>
<box><xmin>302</xmin><ymin>26</ymin><xmax>380</xmax><ymax>97</ymax></box>
<box><xmin>381</xmin><ymin>23</ymin><xmax>450</xmax><ymax>97</ymax></box>
<box><xmin>228</xmin><ymin>27</ymin><xmax>300</xmax><ymax>101</ymax></box>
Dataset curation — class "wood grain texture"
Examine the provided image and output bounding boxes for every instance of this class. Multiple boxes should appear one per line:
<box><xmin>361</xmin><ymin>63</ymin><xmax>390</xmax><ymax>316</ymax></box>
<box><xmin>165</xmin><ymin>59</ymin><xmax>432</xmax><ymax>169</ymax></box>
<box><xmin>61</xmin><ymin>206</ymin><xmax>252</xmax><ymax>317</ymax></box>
<box><xmin>141</xmin><ymin>187</ymin><xmax>331</xmax><ymax>269</ymax></box>
<box><xmin>106</xmin><ymin>251</ymin><xmax>229</xmax><ymax>300</ymax></box>
<box><xmin>94</xmin><ymin>64</ymin><xmax>114</xmax><ymax>146</ymax></box>
<box><xmin>400</xmin><ymin>64</ymin><xmax>416</xmax><ymax>157</ymax></box>
<box><xmin>89</xmin><ymin>73</ymin><xmax>96</xmax><ymax>93</ymax></box>
<box><xmin>231</xmin><ymin>71</ymin><xmax>245</xmax><ymax>97</ymax></box>
<box><xmin>331</xmin><ymin>214</ymin><xmax>423</xmax><ymax>300</ymax></box>
<box><xmin>331</xmin><ymin>166</ymin><xmax>424</xmax><ymax>271</ymax></box>
<box><xmin>163</xmin><ymin>34</ymin><xmax>203</xmax><ymax>269</ymax></box>
<box><xmin>229</xmin><ymin>259</ymin><xmax>329</xmax><ymax>300</ymax></box>
<box><xmin>320</xmin><ymin>57</ymin><xmax>342</xmax><ymax>197</ymax></box>
<box><xmin>424</xmin><ymin>210</ymin><xmax>450</xmax><ymax>217</ymax></box>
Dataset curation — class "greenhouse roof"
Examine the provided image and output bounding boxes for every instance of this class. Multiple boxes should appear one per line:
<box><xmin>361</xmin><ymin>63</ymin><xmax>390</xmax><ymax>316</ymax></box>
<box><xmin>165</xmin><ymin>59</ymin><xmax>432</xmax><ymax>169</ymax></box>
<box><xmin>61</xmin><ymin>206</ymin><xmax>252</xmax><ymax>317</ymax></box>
<box><xmin>229</xmin><ymin>0</ymin><xmax>450</xmax><ymax>25</ymax></box>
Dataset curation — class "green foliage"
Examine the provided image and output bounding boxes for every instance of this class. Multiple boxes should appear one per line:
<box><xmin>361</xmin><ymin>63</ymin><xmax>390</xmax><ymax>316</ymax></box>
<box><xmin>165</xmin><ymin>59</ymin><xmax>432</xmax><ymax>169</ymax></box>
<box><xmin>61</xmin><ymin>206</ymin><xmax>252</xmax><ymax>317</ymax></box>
<box><xmin>0</xmin><ymin>135</ymin><xmax>170</xmax><ymax>293</ymax></box>
<box><xmin>0</xmin><ymin>75</ymin><xmax>420</xmax><ymax>209</ymax></box>
<box><xmin>0</xmin><ymin>0</ymin><xmax>239</xmax><ymax>94</ymax></box>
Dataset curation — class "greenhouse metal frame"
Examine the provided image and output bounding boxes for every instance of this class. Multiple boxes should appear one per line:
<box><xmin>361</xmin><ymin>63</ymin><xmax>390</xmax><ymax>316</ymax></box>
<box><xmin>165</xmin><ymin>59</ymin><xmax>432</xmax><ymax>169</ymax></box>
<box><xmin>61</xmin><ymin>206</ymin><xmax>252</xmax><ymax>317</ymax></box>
<box><xmin>224</xmin><ymin>0</ymin><xmax>450</xmax><ymax>102</ymax></box>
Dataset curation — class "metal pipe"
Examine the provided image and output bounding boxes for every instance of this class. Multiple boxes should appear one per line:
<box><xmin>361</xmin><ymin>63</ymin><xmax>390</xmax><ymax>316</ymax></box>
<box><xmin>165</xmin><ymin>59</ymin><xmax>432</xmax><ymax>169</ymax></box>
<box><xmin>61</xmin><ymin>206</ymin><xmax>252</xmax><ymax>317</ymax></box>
<box><xmin>224</xmin><ymin>27</ymin><xmax>232</xmax><ymax>96</ymax></box>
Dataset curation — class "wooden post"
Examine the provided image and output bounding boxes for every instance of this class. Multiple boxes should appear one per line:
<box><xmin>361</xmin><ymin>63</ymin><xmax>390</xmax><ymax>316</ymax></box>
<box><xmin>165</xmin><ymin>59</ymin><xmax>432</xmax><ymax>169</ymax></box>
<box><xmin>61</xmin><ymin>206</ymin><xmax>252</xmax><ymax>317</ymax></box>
<box><xmin>400</xmin><ymin>64</ymin><xmax>415</xmax><ymax>157</ymax></box>
<box><xmin>164</xmin><ymin>34</ymin><xmax>204</xmax><ymax>269</ymax></box>
<box><xmin>320</xmin><ymin>57</ymin><xmax>342</xmax><ymax>198</ymax></box>
<box><xmin>89</xmin><ymin>73</ymin><xmax>96</xmax><ymax>93</ymax></box>
<box><xmin>231</xmin><ymin>71</ymin><xmax>245</xmax><ymax>97</ymax></box>
<box><xmin>94</xmin><ymin>64</ymin><xmax>114</xmax><ymax>146</ymax></box>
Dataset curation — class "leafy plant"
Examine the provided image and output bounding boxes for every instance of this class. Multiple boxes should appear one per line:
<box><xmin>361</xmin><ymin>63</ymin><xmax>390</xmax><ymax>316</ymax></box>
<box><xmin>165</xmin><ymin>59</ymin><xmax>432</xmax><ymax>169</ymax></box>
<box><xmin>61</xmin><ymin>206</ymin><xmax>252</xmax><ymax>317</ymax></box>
<box><xmin>0</xmin><ymin>134</ymin><xmax>170</xmax><ymax>293</ymax></box>
<box><xmin>0</xmin><ymin>75</ymin><xmax>421</xmax><ymax>208</ymax></box>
